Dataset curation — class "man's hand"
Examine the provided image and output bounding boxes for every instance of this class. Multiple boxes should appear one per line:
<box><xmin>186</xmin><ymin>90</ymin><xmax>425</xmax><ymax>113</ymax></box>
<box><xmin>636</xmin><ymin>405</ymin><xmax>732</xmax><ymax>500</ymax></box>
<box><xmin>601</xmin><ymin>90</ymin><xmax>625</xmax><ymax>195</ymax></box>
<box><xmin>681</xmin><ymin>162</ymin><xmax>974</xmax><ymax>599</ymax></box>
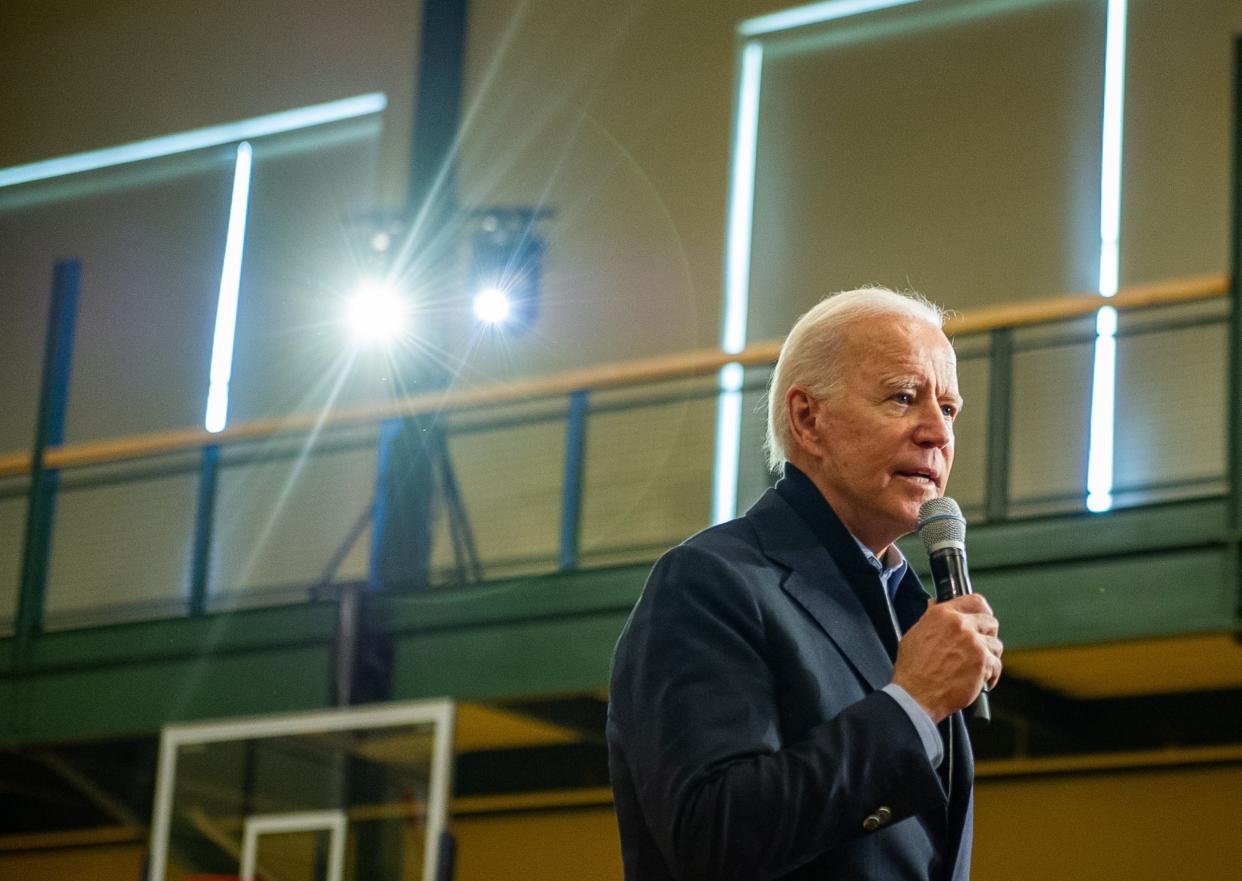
<box><xmin>891</xmin><ymin>593</ymin><xmax>1002</xmax><ymax>724</ymax></box>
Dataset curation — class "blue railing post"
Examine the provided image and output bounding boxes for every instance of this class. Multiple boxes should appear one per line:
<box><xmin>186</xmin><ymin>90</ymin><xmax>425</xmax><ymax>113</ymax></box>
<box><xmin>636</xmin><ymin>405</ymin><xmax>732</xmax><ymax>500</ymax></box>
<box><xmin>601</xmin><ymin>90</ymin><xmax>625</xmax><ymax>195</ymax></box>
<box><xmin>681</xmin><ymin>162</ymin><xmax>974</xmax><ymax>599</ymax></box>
<box><xmin>984</xmin><ymin>327</ymin><xmax>1014</xmax><ymax>522</ymax></box>
<box><xmin>188</xmin><ymin>444</ymin><xmax>220</xmax><ymax>615</ymax></box>
<box><xmin>16</xmin><ymin>260</ymin><xmax>81</xmax><ymax>656</ymax></box>
<box><xmin>559</xmin><ymin>391</ymin><xmax>590</xmax><ymax>571</ymax></box>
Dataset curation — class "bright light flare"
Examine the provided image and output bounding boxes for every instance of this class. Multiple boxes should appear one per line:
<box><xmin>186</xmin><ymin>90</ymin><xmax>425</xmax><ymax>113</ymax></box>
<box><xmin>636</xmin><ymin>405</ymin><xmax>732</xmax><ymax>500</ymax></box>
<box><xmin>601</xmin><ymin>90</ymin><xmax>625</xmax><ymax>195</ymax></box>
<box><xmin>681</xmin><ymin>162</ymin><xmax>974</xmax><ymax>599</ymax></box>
<box><xmin>472</xmin><ymin>287</ymin><xmax>512</xmax><ymax>325</ymax></box>
<box><xmin>347</xmin><ymin>281</ymin><xmax>408</xmax><ymax>343</ymax></box>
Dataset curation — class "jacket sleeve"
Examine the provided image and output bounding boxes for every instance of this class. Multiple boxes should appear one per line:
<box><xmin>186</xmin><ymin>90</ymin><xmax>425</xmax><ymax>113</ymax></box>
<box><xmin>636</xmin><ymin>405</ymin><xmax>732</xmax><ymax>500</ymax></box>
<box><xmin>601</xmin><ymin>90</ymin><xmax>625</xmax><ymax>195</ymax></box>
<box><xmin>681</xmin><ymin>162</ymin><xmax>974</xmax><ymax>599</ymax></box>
<box><xmin>609</xmin><ymin>541</ymin><xmax>945</xmax><ymax>881</ymax></box>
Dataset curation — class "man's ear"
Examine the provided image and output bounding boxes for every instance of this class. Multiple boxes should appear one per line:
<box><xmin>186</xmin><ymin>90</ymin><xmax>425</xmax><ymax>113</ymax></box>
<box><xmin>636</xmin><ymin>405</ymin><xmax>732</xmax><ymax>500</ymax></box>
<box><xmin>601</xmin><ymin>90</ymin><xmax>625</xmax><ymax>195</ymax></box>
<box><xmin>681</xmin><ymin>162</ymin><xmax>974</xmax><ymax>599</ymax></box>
<box><xmin>786</xmin><ymin>386</ymin><xmax>826</xmax><ymax>458</ymax></box>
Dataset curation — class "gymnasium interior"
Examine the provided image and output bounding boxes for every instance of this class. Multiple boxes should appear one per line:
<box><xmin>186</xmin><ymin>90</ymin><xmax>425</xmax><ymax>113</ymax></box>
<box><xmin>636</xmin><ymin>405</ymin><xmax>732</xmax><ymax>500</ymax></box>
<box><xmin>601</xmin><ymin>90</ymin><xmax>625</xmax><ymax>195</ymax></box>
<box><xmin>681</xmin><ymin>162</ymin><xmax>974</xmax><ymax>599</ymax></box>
<box><xmin>3</xmin><ymin>1</ymin><xmax>1242</xmax><ymax>879</ymax></box>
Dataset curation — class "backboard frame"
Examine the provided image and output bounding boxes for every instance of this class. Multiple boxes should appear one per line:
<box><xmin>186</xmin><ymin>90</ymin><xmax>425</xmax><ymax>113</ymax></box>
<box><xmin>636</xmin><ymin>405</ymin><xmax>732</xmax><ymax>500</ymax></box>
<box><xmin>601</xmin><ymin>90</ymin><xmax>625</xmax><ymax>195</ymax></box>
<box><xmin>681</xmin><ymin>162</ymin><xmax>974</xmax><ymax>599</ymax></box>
<box><xmin>147</xmin><ymin>699</ymin><xmax>456</xmax><ymax>881</ymax></box>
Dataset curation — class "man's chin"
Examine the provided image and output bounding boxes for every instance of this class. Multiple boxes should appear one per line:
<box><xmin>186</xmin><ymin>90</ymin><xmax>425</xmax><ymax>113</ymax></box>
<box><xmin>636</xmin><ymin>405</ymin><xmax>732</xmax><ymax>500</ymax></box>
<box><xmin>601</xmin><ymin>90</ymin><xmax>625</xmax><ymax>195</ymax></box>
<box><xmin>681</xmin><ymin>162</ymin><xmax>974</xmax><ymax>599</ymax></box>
<box><xmin>892</xmin><ymin>486</ymin><xmax>937</xmax><ymax>512</ymax></box>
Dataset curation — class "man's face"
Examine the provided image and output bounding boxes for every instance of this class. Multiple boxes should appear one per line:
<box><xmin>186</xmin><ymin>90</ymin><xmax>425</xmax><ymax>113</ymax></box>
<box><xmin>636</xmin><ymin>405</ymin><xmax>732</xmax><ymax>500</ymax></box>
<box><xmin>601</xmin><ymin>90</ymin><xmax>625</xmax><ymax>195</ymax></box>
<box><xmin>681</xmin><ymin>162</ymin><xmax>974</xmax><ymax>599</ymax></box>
<box><xmin>793</xmin><ymin>317</ymin><xmax>961</xmax><ymax>552</ymax></box>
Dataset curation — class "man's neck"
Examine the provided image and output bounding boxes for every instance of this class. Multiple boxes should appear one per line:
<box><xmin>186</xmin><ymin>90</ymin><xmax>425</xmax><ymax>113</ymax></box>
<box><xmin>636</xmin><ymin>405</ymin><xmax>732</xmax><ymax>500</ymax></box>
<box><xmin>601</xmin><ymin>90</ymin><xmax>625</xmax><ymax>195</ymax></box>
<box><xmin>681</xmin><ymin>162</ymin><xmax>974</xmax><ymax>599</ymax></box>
<box><xmin>785</xmin><ymin>458</ymin><xmax>901</xmax><ymax>555</ymax></box>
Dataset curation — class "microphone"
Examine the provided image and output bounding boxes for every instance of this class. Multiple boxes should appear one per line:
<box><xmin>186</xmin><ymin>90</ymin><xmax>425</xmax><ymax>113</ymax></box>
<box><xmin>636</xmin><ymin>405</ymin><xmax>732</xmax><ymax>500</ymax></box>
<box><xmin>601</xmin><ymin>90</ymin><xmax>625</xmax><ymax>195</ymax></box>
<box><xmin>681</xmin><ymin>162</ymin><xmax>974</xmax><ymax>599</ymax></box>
<box><xmin>916</xmin><ymin>497</ymin><xmax>991</xmax><ymax>724</ymax></box>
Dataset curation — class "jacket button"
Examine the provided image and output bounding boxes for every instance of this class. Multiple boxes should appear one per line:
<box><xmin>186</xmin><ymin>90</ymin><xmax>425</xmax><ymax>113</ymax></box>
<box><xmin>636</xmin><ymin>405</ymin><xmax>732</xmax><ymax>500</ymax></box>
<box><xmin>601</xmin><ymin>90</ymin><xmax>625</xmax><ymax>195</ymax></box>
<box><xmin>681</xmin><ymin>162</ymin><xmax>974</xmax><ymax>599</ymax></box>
<box><xmin>862</xmin><ymin>806</ymin><xmax>893</xmax><ymax>831</ymax></box>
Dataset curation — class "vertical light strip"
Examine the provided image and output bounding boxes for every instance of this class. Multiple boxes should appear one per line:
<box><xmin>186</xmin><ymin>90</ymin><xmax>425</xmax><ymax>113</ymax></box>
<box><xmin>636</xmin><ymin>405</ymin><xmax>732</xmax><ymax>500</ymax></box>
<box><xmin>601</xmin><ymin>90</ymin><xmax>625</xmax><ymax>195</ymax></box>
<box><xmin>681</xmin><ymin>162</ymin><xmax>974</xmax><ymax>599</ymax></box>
<box><xmin>723</xmin><ymin>41</ymin><xmax>764</xmax><ymax>357</ymax></box>
<box><xmin>712</xmin><ymin>40</ymin><xmax>764</xmax><ymax>525</ymax></box>
<box><xmin>1087</xmin><ymin>306</ymin><xmax>1118</xmax><ymax>511</ymax></box>
<box><xmin>1087</xmin><ymin>0</ymin><xmax>1128</xmax><ymax>512</ymax></box>
<box><xmin>712</xmin><ymin>363</ymin><xmax>747</xmax><ymax>524</ymax></box>
<box><xmin>205</xmin><ymin>141</ymin><xmax>254</xmax><ymax>433</ymax></box>
<box><xmin>1097</xmin><ymin>0</ymin><xmax>1128</xmax><ymax>300</ymax></box>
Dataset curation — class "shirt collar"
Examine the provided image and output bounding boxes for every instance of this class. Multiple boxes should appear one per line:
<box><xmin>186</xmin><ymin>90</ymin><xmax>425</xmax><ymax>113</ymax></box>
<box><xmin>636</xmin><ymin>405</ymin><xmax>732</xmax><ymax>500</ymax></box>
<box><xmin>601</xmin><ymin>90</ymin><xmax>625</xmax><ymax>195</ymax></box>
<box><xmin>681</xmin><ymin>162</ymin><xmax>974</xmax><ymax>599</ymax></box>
<box><xmin>851</xmin><ymin>535</ymin><xmax>909</xmax><ymax>600</ymax></box>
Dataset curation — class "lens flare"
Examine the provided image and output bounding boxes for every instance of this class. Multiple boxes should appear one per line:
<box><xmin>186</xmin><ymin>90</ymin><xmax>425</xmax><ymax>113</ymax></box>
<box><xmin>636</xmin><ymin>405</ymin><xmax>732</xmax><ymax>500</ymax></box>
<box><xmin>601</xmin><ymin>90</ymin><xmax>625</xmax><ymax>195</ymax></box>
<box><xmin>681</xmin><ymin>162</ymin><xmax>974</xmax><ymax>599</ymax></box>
<box><xmin>472</xmin><ymin>286</ymin><xmax>512</xmax><ymax>325</ymax></box>
<box><xmin>347</xmin><ymin>281</ymin><xmax>408</xmax><ymax>343</ymax></box>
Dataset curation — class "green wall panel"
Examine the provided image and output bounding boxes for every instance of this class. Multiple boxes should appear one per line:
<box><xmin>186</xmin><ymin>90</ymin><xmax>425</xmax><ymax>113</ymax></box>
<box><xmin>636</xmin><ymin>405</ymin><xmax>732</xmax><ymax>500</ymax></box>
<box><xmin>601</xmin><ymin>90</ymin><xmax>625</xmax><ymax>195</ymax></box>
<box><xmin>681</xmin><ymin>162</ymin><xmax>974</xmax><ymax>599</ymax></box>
<box><xmin>385</xmin><ymin>547</ymin><xmax>1239</xmax><ymax>700</ymax></box>
<box><xmin>373</xmin><ymin>564</ymin><xmax>649</xmax><ymax>633</ymax></box>
<box><xmin>895</xmin><ymin>498</ymin><xmax>1229</xmax><ymax>572</ymax></box>
<box><xmin>380</xmin><ymin>563</ymin><xmax>648</xmax><ymax>700</ymax></box>
<box><xmin>390</xmin><ymin>612</ymin><xmax>631</xmax><ymax>700</ymax></box>
<box><xmin>980</xmin><ymin>547</ymin><xmax>1236</xmax><ymax>649</ymax></box>
<box><xmin>24</xmin><ymin>603</ymin><xmax>338</xmax><ymax>670</ymax></box>
<box><xmin>0</xmin><ymin>603</ymin><xmax>339</xmax><ymax>744</ymax></box>
<box><xmin>5</xmin><ymin>644</ymin><xmax>333</xmax><ymax>744</ymax></box>
<box><xmin>1</xmin><ymin>501</ymin><xmax>1238</xmax><ymax>745</ymax></box>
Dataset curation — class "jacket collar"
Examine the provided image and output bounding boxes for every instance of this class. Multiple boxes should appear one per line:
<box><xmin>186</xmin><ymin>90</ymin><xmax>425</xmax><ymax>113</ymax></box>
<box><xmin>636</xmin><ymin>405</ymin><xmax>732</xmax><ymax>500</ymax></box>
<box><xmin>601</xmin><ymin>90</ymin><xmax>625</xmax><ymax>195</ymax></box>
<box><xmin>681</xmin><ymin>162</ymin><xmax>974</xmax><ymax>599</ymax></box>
<box><xmin>745</xmin><ymin>487</ymin><xmax>895</xmax><ymax>691</ymax></box>
<box><xmin>773</xmin><ymin>464</ymin><xmax>924</xmax><ymax>662</ymax></box>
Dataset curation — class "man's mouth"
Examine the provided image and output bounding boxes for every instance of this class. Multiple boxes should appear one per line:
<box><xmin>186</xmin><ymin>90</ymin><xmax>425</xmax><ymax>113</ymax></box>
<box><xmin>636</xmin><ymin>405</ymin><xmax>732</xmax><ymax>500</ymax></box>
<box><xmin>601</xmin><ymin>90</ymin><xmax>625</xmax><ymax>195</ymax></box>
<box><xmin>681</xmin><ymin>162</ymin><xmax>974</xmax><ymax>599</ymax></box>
<box><xmin>894</xmin><ymin>469</ymin><xmax>939</xmax><ymax>489</ymax></box>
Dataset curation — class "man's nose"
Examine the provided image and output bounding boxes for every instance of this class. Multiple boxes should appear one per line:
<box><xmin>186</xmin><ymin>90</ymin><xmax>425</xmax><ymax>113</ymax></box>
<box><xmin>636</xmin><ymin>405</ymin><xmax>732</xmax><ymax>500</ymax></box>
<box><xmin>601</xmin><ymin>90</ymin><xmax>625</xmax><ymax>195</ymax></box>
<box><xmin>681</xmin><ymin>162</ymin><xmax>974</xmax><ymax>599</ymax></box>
<box><xmin>913</xmin><ymin>401</ymin><xmax>953</xmax><ymax>448</ymax></box>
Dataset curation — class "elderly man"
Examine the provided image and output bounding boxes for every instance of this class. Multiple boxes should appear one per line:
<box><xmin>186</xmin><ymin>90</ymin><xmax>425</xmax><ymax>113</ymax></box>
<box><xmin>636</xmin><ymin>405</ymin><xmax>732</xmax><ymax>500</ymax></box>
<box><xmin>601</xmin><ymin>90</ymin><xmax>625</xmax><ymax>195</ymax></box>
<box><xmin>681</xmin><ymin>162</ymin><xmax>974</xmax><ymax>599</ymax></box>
<box><xmin>607</xmin><ymin>287</ymin><xmax>1003</xmax><ymax>881</ymax></box>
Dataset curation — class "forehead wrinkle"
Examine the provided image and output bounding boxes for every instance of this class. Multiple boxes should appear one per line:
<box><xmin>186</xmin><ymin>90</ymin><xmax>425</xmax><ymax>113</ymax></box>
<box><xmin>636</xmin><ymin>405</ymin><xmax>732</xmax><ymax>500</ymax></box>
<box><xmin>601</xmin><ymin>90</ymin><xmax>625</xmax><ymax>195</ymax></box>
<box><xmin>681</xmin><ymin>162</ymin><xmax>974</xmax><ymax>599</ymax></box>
<box><xmin>843</xmin><ymin>323</ymin><xmax>959</xmax><ymax>389</ymax></box>
<box><xmin>881</xmin><ymin>373</ymin><xmax>922</xmax><ymax>389</ymax></box>
<box><xmin>874</xmin><ymin>374</ymin><xmax>922</xmax><ymax>400</ymax></box>
<box><xmin>877</xmin><ymin>364</ymin><xmax>962</xmax><ymax>403</ymax></box>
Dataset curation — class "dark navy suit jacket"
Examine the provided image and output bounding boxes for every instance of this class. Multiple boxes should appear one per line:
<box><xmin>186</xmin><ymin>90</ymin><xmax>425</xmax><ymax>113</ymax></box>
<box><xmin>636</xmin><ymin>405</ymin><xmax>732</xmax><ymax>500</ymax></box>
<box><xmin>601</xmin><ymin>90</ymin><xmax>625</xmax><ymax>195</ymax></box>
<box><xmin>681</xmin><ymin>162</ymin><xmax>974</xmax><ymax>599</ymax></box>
<box><xmin>607</xmin><ymin>486</ymin><xmax>973</xmax><ymax>881</ymax></box>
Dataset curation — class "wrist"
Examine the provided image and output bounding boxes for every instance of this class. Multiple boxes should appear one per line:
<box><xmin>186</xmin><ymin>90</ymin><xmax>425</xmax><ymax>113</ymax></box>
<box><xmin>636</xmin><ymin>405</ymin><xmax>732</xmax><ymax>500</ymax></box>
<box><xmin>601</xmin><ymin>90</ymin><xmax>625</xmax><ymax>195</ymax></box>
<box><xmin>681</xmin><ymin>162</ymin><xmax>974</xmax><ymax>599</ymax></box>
<box><xmin>889</xmin><ymin>676</ymin><xmax>949</xmax><ymax>724</ymax></box>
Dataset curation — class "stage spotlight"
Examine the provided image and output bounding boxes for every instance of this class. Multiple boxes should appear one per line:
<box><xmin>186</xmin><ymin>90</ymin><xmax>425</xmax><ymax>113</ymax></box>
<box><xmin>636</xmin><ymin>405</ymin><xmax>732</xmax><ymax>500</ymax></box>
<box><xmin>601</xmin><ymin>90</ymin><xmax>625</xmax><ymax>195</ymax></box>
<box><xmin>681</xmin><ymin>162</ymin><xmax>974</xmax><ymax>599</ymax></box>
<box><xmin>347</xmin><ymin>280</ymin><xmax>408</xmax><ymax>343</ymax></box>
<box><xmin>472</xmin><ymin>286</ymin><xmax>512</xmax><ymax>325</ymax></box>
<box><xmin>468</xmin><ymin>206</ymin><xmax>553</xmax><ymax>333</ymax></box>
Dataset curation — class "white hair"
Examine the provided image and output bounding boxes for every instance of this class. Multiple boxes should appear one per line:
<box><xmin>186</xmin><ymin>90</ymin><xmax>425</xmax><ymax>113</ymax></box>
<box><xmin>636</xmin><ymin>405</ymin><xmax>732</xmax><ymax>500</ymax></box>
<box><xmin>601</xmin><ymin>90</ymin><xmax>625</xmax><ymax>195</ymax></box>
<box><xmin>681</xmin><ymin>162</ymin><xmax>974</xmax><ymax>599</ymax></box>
<box><xmin>764</xmin><ymin>286</ymin><xmax>948</xmax><ymax>472</ymax></box>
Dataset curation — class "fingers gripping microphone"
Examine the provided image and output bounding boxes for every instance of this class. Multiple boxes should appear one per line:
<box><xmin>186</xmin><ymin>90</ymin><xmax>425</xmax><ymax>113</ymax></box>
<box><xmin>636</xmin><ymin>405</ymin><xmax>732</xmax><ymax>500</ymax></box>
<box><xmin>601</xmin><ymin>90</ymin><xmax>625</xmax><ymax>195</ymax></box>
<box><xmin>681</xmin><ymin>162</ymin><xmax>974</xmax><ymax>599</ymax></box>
<box><xmin>916</xmin><ymin>497</ymin><xmax>990</xmax><ymax>724</ymax></box>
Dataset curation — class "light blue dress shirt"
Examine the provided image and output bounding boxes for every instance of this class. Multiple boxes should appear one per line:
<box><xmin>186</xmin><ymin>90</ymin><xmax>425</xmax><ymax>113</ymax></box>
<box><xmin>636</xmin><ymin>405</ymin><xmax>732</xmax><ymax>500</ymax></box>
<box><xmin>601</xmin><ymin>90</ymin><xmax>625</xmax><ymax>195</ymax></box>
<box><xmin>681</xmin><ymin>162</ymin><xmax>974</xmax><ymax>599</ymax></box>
<box><xmin>851</xmin><ymin>537</ymin><xmax>945</xmax><ymax>769</ymax></box>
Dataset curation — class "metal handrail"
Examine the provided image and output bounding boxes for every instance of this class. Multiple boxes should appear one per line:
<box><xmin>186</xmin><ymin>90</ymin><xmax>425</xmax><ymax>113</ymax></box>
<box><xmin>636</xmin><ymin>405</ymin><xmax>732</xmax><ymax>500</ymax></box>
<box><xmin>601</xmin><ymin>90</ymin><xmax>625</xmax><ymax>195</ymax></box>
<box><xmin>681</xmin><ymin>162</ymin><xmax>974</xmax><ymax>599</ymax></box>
<box><xmin>0</xmin><ymin>272</ymin><xmax>1226</xmax><ymax>480</ymax></box>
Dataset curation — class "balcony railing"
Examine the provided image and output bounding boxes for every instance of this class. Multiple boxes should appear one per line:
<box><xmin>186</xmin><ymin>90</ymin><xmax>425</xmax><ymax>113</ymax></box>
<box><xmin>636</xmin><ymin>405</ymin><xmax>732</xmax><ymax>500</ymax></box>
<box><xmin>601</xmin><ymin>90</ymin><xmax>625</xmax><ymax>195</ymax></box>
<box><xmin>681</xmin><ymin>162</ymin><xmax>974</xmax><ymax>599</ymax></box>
<box><xmin>0</xmin><ymin>272</ymin><xmax>1231</xmax><ymax>637</ymax></box>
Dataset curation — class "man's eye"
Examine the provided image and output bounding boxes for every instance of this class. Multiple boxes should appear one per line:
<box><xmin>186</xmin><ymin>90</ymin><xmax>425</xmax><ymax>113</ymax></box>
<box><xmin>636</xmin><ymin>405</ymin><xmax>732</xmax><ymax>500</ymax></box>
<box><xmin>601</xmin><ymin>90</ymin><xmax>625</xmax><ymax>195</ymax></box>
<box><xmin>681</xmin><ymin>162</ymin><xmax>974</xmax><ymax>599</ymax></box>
<box><xmin>941</xmin><ymin>404</ymin><xmax>958</xmax><ymax>419</ymax></box>
<box><xmin>893</xmin><ymin>392</ymin><xmax>914</xmax><ymax>405</ymax></box>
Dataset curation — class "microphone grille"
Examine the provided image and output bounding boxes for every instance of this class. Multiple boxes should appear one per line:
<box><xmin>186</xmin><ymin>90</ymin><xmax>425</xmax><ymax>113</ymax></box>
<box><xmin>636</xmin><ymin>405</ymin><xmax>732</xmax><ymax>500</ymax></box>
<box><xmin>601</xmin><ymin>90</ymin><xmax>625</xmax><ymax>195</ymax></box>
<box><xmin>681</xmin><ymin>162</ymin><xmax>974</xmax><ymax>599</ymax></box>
<box><xmin>917</xmin><ymin>496</ymin><xmax>966</xmax><ymax>551</ymax></box>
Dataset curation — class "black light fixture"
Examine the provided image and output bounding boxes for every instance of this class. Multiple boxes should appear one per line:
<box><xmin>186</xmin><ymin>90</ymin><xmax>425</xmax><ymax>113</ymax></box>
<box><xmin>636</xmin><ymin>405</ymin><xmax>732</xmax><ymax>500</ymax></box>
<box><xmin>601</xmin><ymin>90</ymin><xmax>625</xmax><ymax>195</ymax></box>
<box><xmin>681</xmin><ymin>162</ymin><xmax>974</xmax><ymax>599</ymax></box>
<box><xmin>468</xmin><ymin>207</ymin><xmax>552</xmax><ymax>333</ymax></box>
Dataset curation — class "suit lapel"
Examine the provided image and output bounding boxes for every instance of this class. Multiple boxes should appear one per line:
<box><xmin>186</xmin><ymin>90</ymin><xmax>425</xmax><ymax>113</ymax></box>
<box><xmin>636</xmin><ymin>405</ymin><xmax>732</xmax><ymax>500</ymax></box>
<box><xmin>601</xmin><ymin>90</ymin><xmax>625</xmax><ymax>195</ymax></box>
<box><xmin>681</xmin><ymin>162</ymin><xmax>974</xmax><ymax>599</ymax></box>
<box><xmin>781</xmin><ymin>571</ymin><xmax>894</xmax><ymax>692</ymax></box>
<box><xmin>747</xmin><ymin>490</ymin><xmax>894</xmax><ymax>692</ymax></box>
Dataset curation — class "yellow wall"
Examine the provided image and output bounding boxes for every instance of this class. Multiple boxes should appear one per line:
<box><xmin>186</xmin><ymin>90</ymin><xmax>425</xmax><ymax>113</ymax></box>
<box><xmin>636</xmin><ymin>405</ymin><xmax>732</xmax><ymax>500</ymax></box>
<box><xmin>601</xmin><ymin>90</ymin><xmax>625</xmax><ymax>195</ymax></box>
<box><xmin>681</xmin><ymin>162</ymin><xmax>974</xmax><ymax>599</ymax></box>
<box><xmin>6</xmin><ymin>762</ymin><xmax>1242</xmax><ymax>880</ymax></box>
<box><xmin>0</xmin><ymin>842</ymin><xmax>144</xmax><ymax>881</ymax></box>
<box><xmin>973</xmin><ymin>763</ymin><xmax>1242</xmax><ymax>880</ymax></box>
<box><xmin>453</xmin><ymin>763</ymin><xmax>1242</xmax><ymax>881</ymax></box>
<box><xmin>455</xmin><ymin>806</ymin><xmax>623</xmax><ymax>881</ymax></box>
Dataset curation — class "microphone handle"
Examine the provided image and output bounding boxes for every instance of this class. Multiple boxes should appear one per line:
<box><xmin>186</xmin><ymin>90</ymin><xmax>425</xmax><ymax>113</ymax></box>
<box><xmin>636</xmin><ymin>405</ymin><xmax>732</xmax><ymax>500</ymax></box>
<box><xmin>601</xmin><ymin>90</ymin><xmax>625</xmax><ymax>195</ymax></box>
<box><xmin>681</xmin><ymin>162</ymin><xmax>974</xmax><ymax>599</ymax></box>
<box><xmin>928</xmin><ymin>548</ymin><xmax>991</xmax><ymax>724</ymax></box>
